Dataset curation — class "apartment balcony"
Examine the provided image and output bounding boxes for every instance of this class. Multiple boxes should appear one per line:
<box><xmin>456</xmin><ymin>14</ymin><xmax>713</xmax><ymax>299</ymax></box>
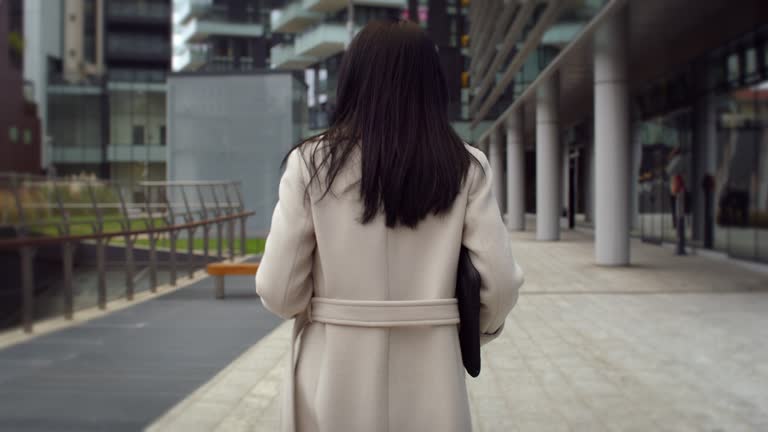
<box><xmin>108</xmin><ymin>68</ymin><xmax>167</xmax><ymax>84</ymax></box>
<box><xmin>354</xmin><ymin>0</ymin><xmax>406</xmax><ymax>7</ymax></box>
<box><xmin>51</xmin><ymin>145</ymin><xmax>167</xmax><ymax>164</ymax></box>
<box><xmin>542</xmin><ymin>22</ymin><xmax>587</xmax><ymax>47</ymax></box>
<box><xmin>295</xmin><ymin>24</ymin><xmax>348</xmax><ymax>59</ymax></box>
<box><xmin>302</xmin><ymin>0</ymin><xmax>405</xmax><ymax>13</ymax></box>
<box><xmin>23</xmin><ymin>80</ymin><xmax>35</xmax><ymax>103</ymax></box>
<box><xmin>107</xmin><ymin>0</ymin><xmax>170</xmax><ymax>25</ymax></box>
<box><xmin>270</xmin><ymin>43</ymin><xmax>317</xmax><ymax>70</ymax></box>
<box><xmin>106</xmin><ymin>40</ymin><xmax>171</xmax><ymax>62</ymax></box>
<box><xmin>182</xmin><ymin>17</ymin><xmax>264</xmax><ymax>43</ymax></box>
<box><xmin>177</xmin><ymin>0</ymin><xmax>213</xmax><ymax>24</ymax></box>
<box><xmin>174</xmin><ymin>46</ymin><xmax>208</xmax><ymax>72</ymax></box>
<box><xmin>204</xmin><ymin>56</ymin><xmax>258</xmax><ymax>72</ymax></box>
<box><xmin>271</xmin><ymin>3</ymin><xmax>322</xmax><ymax>34</ymax></box>
<box><xmin>107</xmin><ymin>145</ymin><xmax>167</xmax><ymax>163</ymax></box>
<box><xmin>50</xmin><ymin>147</ymin><xmax>103</xmax><ymax>164</ymax></box>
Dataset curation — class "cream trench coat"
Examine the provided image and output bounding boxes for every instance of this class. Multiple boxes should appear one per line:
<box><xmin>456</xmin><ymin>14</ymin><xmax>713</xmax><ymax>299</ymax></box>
<box><xmin>256</xmin><ymin>142</ymin><xmax>523</xmax><ymax>432</ymax></box>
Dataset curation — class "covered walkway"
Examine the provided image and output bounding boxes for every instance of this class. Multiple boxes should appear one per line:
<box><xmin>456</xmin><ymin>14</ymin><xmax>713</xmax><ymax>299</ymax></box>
<box><xmin>149</xmin><ymin>228</ymin><xmax>768</xmax><ymax>432</ymax></box>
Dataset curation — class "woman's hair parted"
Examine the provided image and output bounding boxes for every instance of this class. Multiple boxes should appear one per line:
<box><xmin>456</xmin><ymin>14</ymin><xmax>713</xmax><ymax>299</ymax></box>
<box><xmin>282</xmin><ymin>19</ymin><xmax>481</xmax><ymax>228</ymax></box>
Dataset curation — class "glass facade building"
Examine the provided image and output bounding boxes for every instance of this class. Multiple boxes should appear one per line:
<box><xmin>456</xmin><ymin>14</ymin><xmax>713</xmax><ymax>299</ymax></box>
<box><xmin>45</xmin><ymin>0</ymin><xmax>172</xmax><ymax>184</ymax></box>
<box><xmin>470</xmin><ymin>0</ymin><xmax>768</xmax><ymax>264</ymax></box>
<box><xmin>634</xmin><ymin>24</ymin><xmax>768</xmax><ymax>262</ymax></box>
<box><xmin>268</xmin><ymin>0</ymin><xmax>470</xmax><ymax>135</ymax></box>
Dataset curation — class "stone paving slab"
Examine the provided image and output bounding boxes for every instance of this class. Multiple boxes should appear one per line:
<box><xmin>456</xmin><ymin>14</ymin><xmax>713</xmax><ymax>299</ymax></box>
<box><xmin>147</xmin><ymin>230</ymin><xmax>768</xmax><ymax>432</ymax></box>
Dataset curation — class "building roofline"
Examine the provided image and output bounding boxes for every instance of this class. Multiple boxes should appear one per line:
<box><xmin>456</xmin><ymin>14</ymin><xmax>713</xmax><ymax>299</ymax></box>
<box><xmin>475</xmin><ymin>0</ymin><xmax>628</xmax><ymax>142</ymax></box>
<box><xmin>168</xmin><ymin>69</ymin><xmax>308</xmax><ymax>88</ymax></box>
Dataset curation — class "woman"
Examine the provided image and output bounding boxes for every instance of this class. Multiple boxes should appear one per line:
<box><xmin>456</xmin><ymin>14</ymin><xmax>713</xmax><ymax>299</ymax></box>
<box><xmin>256</xmin><ymin>20</ymin><xmax>523</xmax><ymax>432</ymax></box>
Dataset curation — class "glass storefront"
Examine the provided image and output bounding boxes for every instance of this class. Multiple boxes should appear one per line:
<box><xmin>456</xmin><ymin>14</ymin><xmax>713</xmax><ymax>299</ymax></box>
<box><xmin>635</xmin><ymin>24</ymin><xmax>768</xmax><ymax>263</ymax></box>
<box><xmin>709</xmin><ymin>25</ymin><xmax>768</xmax><ymax>263</ymax></box>
<box><xmin>636</xmin><ymin>110</ymin><xmax>694</xmax><ymax>245</ymax></box>
<box><xmin>713</xmin><ymin>82</ymin><xmax>768</xmax><ymax>261</ymax></box>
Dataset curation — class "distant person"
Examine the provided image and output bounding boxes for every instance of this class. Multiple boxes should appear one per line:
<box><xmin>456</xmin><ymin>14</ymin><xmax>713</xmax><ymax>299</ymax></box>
<box><xmin>256</xmin><ymin>20</ymin><xmax>523</xmax><ymax>432</ymax></box>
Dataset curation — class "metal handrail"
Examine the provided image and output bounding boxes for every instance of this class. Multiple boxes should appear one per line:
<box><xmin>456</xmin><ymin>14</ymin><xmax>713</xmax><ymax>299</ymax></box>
<box><xmin>1</xmin><ymin>176</ymin><xmax>255</xmax><ymax>334</ymax></box>
<box><xmin>0</xmin><ymin>211</ymin><xmax>253</xmax><ymax>249</ymax></box>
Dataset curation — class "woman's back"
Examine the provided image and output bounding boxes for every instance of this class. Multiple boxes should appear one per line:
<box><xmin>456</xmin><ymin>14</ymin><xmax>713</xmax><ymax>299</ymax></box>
<box><xmin>255</xmin><ymin>19</ymin><xmax>523</xmax><ymax>432</ymax></box>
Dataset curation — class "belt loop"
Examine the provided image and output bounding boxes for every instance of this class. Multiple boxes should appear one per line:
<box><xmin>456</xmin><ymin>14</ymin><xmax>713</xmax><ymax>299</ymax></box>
<box><xmin>306</xmin><ymin>300</ymin><xmax>313</xmax><ymax>324</ymax></box>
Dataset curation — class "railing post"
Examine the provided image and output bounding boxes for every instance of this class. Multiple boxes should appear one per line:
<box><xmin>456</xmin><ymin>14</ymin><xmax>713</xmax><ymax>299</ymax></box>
<box><xmin>164</xmin><ymin>185</ymin><xmax>178</xmax><ymax>286</ymax></box>
<box><xmin>187</xmin><ymin>228</ymin><xmax>195</xmax><ymax>278</ymax></box>
<box><xmin>210</xmin><ymin>184</ymin><xmax>223</xmax><ymax>260</ymax></box>
<box><xmin>87</xmin><ymin>182</ymin><xmax>106</xmax><ymax>310</ymax></box>
<box><xmin>180</xmin><ymin>186</ymin><xmax>196</xmax><ymax>278</ymax></box>
<box><xmin>240</xmin><ymin>216</ymin><xmax>247</xmax><ymax>257</ymax></box>
<box><xmin>202</xmin><ymin>225</ymin><xmax>209</xmax><ymax>261</ymax></box>
<box><xmin>62</xmin><ymin>242</ymin><xmax>74</xmax><ymax>319</ymax></box>
<box><xmin>20</xmin><ymin>246</ymin><xmax>35</xmax><ymax>333</ymax></box>
<box><xmin>233</xmin><ymin>183</ymin><xmax>247</xmax><ymax>257</ymax></box>
<box><xmin>222</xmin><ymin>184</ymin><xmax>235</xmax><ymax>260</ymax></box>
<box><xmin>196</xmin><ymin>185</ymin><xmax>210</xmax><ymax>262</ymax></box>
<box><xmin>148</xmin><ymin>234</ymin><xmax>158</xmax><ymax>292</ymax></box>
<box><xmin>227</xmin><ymin>219</ymin><xmax>235</xmax><ymax>261</ymax></box>
<box><xmin>117</xmin><ymin>185</ymin><xmax>135</xmax><ymax>301</ymax></box>
<box><xmin>125</xmin><ymin>234</ymin><xmax>135</xmax><ymax>300</ymax></box>
<box><xmin>145</xmin><ymin>184</ymin><xmax>158</xmax><ymax>292</ymax></box>
<box><xmin>169</xmin><ymin>229</ymin><xmax>177</xmax><ymax>286</ymax></box>
<box><xmin>12</xmin><ymin>176</ymin><xmax>35</xmax><ymax>332</ymax></box>
<box><xmin>216</xmin><ymin>222</ymin><xmax>223</xmax><ymax>260</ymax></box>
<box><xmin>97</xmin><ymin>238</ymin><xmax>107</xmax><ymax>309</ymax></box>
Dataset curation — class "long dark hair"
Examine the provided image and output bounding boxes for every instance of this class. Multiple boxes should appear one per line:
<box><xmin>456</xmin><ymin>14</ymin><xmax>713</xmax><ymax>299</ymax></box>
<box><xmin>282</xmin><ymin>20</ymin><xmax>479</xmax><ymax>228</ymax></box>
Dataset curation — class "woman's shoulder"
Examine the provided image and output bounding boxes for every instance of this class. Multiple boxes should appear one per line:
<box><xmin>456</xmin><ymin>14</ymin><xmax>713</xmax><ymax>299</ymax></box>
<box><xmin>293</xmin><ymin>136</ymin><xmax>326</xmax><ymax>162</ymax></box>
<box><xmin>462</xmin><ymin>143</ymin><xmax>490</xmax><ymax>185</ymax></box>
<box><xmin>463</xmin><ymin>142</ymin><xmax>488</xmax><ymax>164</ymax></box>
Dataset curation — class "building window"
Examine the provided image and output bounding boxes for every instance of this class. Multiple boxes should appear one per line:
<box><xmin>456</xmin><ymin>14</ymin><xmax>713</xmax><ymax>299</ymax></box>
<box><xmin>764</xmin><ymin>40</ymin><xmax>768</xmax><ymax>71</ymax></box>
<box><xmin>727</xmin><ymin>53</ymin><xmax>740</xmax><ymax>85</ymax></box>
<box><xmin>159</xmin><ymin>126</ymin><xmax>166</xmax><ymax>145</ymax></box>
<box><xmin>83</xmin><ymin>0</ymin><xmax>96</xmax><ymax>63</ymax></box>
<box><xmin>745</xmin><ymin>47</ymin><xmax>758</xmax><ymax>83</ymax></box>
<box><xmin>23</xmin><ymin>129</ymin><xmax>31</xmax><ymax>145</ymax></box>
<box><xmin>133</xmin><ymin>125</ymin><xmax>145</xmax><ymax>145</ymax></box>
<box><xmin>9</xmin><ymin>127</ymin><xmax>19</xmax><ymax>143</ymax></box>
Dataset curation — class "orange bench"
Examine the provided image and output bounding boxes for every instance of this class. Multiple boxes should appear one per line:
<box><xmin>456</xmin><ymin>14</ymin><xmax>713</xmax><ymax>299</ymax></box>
<box><xmin>206</xmin><ymin>262</ymin><xmax>260</xmax><ymax>299</ymax></box>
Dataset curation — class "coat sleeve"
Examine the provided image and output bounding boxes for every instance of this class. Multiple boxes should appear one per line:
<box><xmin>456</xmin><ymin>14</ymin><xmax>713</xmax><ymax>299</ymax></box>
<box><xmin>255</xmin><ymin>148</ymin><xmax>316</xmax><ymax>319</ymax></box>
<box><xmin>462</xmin><ymin>148</ymin><xmax>524</xmax><ymax>345</ymax></box>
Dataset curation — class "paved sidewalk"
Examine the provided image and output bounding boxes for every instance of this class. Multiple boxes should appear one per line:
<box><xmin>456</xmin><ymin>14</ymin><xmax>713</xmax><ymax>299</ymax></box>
<box><xmin>0</xmin><ymin>260</ymin><xmax>281</xmax><ymax>432</ymax></box>
<box><xmin>148</xmin><ymin>229</ymin><xmax>768</xmax><ymax>432</ymax></box>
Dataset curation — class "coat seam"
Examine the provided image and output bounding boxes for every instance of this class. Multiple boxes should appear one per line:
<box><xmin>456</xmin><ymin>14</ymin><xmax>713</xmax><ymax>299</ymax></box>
<box><xmin>280</xmin><ymin>149</ymin><xmax>314</xmax><ymax>317</ymax></box>
<box><xmin>385</xmin><ymin>217</ymin><xmax>391</xmax><ymax>432</ymax></box>
<box><xmin>279</xmin><ymin>152</ymin><xmax>303</xmax><ymax>315</ymax></box>
<box><xmin>386</xmin><ymin>328</ymin><xmax>391</xmax><ymax>432</ymax></box>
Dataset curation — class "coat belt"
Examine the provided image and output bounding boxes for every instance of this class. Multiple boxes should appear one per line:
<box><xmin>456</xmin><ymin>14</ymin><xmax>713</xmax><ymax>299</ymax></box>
<box><xmin>284</xmin><ymin>298</ymin><xmax>459</xmax><ymax>431</ymax></box>
<box><xmin>309</xmin><ymin>297</ymin><xmax>460</xmax><ymax>327</ymax></box>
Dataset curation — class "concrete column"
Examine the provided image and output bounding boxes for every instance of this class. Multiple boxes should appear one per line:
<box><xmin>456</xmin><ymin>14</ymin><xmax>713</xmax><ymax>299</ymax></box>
<box><xmin>489</xmin><ymin>126</ymin><xmax>505</xmax><ymax>213</ymax></box>
<box><xmin>562</xmin><ymin>139</ymin><xmax>570</xmax><ymax>220</ymax></box>
<box><xmin>536</xmin><ymin>73</ymin><xmax>561</xmax><ymax>241</ymax></box>
<box><xmin>506</xmin><ymin>110</ymin><xmax>525</xmax><ymax>231</ymax></box>
<box><xmin>594</xmin><ymin>7</ymin><xmax>630</xmax><ymax>265</ymax></box>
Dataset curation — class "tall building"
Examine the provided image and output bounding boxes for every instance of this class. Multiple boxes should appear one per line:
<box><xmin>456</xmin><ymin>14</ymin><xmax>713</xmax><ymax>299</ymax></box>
<box><xmin>470</xmin><ymin>0</ymin><xmax>768</xmax><ymax>264</ymax></box>
<box><xmin>172</xmin><ymin>0</ymin><xmax>274</xmax><ymax>72</ymax></box>
<box><xmin>1</xmin><ymin>0</ymin><xmax>41</xmax><ymax>174</ymax></box>
<box><xmin>405</xmin><ymin>0</ymin><xmax>471</xmax><ymax>133</ymax></box>
<box><xmin>267</xmin><ymin>0</ymin><xmax>470</xmax><ymax>136</ymax></box>
<box><xmin>26</xmin><ymin>0</ymin><xmax>172</xmax><ymax>183</ymax></box>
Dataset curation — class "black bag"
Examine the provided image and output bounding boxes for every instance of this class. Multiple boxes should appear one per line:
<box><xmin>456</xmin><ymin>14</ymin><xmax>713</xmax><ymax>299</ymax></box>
<box><xmin>456</xmin><ymin>246</ymin><xmax>481</xmax><ymax>377</ymax></box>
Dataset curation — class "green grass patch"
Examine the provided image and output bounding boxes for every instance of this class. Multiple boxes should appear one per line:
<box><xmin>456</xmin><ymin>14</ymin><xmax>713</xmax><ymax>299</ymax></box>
<box><xmin>31</xmin><ymin>217</ymin><xmax>167</xmax><ymax>237</ymax></box>
<box><xmin>133</xmin><ymin>237</ymin><xmax>266</xmax><ymax>255</ymax></box>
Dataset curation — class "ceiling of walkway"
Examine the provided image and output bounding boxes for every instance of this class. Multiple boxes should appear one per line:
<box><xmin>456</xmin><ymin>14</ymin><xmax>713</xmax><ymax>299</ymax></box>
<box><xmin>516</xmin><ymin>0</ymin><xmax>768</xmax><ymax>145</ymax></box>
